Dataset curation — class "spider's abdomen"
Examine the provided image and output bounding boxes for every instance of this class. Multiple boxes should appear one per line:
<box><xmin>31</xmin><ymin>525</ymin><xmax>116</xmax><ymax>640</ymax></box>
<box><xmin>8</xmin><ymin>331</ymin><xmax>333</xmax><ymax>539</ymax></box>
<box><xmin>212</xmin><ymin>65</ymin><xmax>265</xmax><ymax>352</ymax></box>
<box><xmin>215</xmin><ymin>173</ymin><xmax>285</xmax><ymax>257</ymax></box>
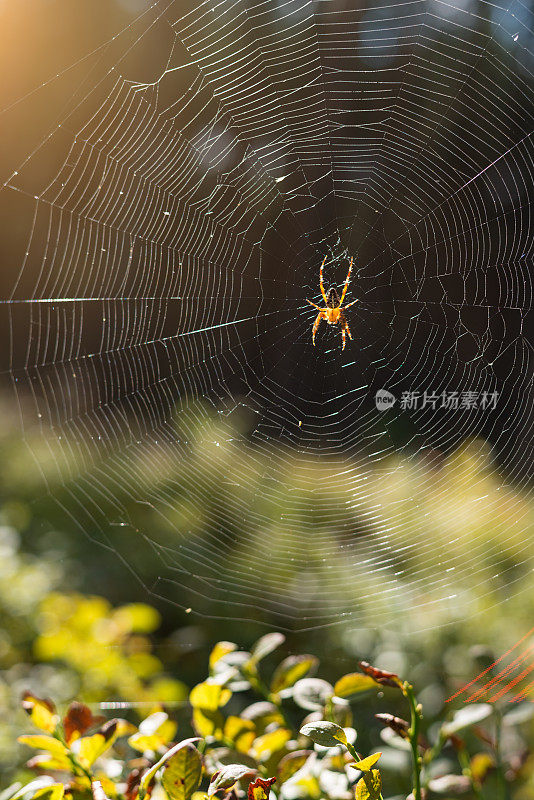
<box><xmin>326</xmin><ymin>287</ymin><xmax>339</xmax><ymax>308</ymax></box>
<box><xmin>326</xmin><ymin>307</ymin><xmax>341</xmax><ymax>324</ymax></box>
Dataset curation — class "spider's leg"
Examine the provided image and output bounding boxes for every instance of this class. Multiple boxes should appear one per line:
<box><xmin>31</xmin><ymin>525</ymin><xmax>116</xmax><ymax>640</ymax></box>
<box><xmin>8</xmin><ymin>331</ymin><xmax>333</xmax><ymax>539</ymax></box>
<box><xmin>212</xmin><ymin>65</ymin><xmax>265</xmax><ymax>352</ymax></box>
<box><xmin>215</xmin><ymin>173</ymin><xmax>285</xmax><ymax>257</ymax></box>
<box><xmin>312</xmin><ymin>311</ymin><xmax>325</xmax><ymax>346</ymax></box>
<box><xmin>345</xmin><ymin>321</ymin><xmax>352</xmax><ymax>340</ymax></box>
<box><xmin>319</xmin><ymin>255</ymin><xmax>328</xmax><ymax>303</ymax></box>
<box><xmin>343</xmin><ymin>299</ymin><xmax>359</xmax><ymax>309</ymax></box>
<box><xmin>341</xmin><ymin>327</ymin><xmax>346</xmax><ymax>350</ymax></box>
<box><xmin>307</xmin><ymin>299</ymin><xmax>323</xmax><ymax>310</ymax></box>
<box><xmin>339</xmin><ymin>256</ymin><xmax>353</xmax><ymax>305</ymax></box>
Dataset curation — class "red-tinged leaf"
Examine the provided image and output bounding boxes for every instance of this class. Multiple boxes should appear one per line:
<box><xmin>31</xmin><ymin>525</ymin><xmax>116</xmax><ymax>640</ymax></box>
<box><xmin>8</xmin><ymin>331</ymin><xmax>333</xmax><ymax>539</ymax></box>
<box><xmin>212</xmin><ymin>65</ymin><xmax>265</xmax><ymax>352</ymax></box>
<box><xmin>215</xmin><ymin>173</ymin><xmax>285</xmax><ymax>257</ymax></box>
<box><xmin>358</xmin><ymin>662</ymin><xmax>402</xmax><ymax>689</ymax></box>
<box><xmin>247</xmin><ymin>777</ymin><xmax>276</xmax><ymax>800</ymax></box>
<box><xmin>125</xmin><ymin>769</ymin><xmax>142</xmax><ymax>800</ymax></box>
<box><xmin>64</xmin><ymin>703</ymin><xmax>105</xmax><ymax>744</ymax></box>
<box><xmin>208</xmin><ymin>765</ymin><xmax>257</xmax><ymax>796</ymax></box>
<box><xmin>375</xmin><ymin>713</ymin><xmax>410</xmax><ymax>739</ymax></box>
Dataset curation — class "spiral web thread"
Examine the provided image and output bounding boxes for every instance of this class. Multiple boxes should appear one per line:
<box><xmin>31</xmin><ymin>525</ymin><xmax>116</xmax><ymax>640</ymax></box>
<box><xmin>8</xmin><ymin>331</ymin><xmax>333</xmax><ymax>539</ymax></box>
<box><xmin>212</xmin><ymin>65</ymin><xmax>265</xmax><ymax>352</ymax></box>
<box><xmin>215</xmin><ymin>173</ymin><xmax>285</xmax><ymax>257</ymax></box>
<box><xmin>2</xmin><ymin>0</ymin><xmax>534</xmax><ymax>631</ymax></box>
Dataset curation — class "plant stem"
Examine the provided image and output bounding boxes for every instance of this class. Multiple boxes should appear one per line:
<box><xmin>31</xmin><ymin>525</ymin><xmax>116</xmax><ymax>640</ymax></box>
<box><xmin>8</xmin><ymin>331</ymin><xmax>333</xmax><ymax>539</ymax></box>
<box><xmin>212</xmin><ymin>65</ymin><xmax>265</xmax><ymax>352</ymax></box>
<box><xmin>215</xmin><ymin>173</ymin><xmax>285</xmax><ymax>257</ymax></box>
<box><xmin>494</xmin><ymin>708</ymin><xmax>510</xmax><ymax>800</ymax></box>
<box><xmin>458</xmin><ymin>746</ymin><xmax>484</xmax><ymax>800</ymax></box>
<box><xmin>246</xmin><ymin>668</ymin><xmax>295</xmax><ymax>733</ymax></box>
<box><xmin>345</xmin><ymin>741</ymin><xmax>363</xmax><ymax>762</ymax></box>
<box><xmin>54</xmin><ymin>726</ymin><xmax>93</xmax><ymax>784</ymax></box>
<box><xmin>403</xmin><ymin>682</ymin><xmax>423</xmax><ymax>800</ymax></box>
<box><xmin>345</xmin><ymin>742</ymin><xmax>383</xmax><ymax>800</ymax></box>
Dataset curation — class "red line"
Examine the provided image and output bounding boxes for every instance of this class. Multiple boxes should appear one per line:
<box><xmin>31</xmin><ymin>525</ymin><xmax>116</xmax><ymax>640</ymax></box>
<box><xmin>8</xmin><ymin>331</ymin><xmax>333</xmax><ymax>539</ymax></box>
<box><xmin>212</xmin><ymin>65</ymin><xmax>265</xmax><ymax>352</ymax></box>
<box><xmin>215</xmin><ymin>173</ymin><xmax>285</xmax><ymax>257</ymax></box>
<box><xmin>490</xmin><ymin>660</ymin><xmax>534</xmax><ymax>702</ymax></box>
<box><xmin>467</xmin><ymin>644</ymin><xmax>533</xmax><ymax>703</ymax></box>
<box><xmin>446</xmin><ymin>626</ymin><xmax>534</xmax><ymax>703</ymax></box>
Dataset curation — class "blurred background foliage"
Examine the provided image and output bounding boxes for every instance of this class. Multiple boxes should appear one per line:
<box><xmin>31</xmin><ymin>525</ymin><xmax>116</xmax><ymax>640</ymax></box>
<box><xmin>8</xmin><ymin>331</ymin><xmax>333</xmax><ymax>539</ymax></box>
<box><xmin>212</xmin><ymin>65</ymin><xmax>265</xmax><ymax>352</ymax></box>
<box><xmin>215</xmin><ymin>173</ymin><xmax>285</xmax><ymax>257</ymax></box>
<box><xmin>1</xmin><ymin>393</ymin><xmax>533</xmax><ymax>795</ymax></box>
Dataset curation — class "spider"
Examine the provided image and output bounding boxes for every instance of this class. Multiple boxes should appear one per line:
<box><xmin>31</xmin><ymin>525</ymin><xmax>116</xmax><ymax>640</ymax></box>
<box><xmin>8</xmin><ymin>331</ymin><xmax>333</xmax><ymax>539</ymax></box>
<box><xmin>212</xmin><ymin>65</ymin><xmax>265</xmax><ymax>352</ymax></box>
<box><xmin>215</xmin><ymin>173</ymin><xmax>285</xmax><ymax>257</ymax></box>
<box><xmin>307</xmin><ymin>256</ymin><xmax>358</xmax><ymax>350</ymax></box>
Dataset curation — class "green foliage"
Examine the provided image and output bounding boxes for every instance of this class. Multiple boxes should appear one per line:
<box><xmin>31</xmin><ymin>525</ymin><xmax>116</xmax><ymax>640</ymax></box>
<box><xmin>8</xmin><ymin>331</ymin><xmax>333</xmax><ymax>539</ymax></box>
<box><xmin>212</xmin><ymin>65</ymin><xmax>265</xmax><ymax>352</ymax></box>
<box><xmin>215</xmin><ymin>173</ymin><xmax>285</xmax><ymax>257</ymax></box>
<box><xmin>7</xmin><ymin>636</ymin><xmax>534</xmax><ymax>800</ymax></box>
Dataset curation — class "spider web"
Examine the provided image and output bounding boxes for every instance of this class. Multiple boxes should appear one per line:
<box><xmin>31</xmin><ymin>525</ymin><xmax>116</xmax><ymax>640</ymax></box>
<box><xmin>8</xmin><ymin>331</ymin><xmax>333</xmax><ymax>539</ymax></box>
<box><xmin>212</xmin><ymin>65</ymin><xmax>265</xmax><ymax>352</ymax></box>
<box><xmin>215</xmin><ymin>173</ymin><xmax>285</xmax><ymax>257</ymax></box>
<box><xmin>2</xmin><ymin>0</ymin><xmax>534</xmax><ymax>632</ymax></box>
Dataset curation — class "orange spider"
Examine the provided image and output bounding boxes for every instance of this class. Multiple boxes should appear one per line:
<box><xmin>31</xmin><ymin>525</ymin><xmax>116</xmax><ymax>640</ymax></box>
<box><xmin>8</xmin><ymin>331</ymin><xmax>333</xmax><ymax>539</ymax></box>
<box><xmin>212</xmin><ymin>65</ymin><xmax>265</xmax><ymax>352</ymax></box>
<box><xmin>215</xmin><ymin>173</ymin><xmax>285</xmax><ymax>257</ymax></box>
<box><xmin>307</xmin><ymin>256</ymin><xmax>358</xmax><ymax>350</ymax></box>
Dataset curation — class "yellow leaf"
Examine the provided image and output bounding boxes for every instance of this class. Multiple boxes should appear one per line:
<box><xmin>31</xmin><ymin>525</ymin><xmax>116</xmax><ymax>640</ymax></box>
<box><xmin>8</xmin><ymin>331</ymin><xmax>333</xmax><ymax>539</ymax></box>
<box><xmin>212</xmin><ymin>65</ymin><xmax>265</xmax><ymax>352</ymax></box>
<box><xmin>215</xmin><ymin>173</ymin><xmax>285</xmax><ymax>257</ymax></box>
<box><xmin>224</xmin><ymin>716</ymin><xmax>256</xmax><ymax>753</ymax></box>
<box><xmin>192</xmin><ymin>707</ymin><xmax>223</xmax><ymax>738</ymax></box>
<box><xmin>252</xmin><ymin>728</ymin><xmax>291</xmax><ymax>761</ymax></box>
<box><xmin>288</xmin><ymin>775</ymin><xmax>321</xmax><ymax>799</ymax></box>
<box><xmin>33</xmin><ymin>784</ymin><xmax>65</xmax><ymax>800</ymax></box>
<box><xmin>355</xmin><ymin>770</ymin><xmax>381</xmax><ymax>800</ymax></box>
<box><xmin>129</xmin><ymin>712</ymin><xmax>176</xmax><ymax>752</ymax></box>
<box><xmin>149</xmin><ymin>677</ymin><xmax>188</xmax><ymax>704</ymax></box>
<box><xmin>128</xmin><ymin>733</ymin><xmax>164</xmax><ymax>753</ymax></box>
<box><xmin>350</xmin><ymin>752</ymin><xmax>382</xmax><ymax>772</ymax></box>
<box><xmin>470</xmin><ymin>752</ymin><xmax>495</xmax><ymax>782</ymax></box>
<box><xmin>93</xmin><ymin>776</ymin><xmax>117</xmax><ymax>798</ymax></box>
<box><xmin>114</xmin><ymin>719</ymin><xmax>137</xmax><ymax>738</ymax></box>
<box><xmin>189</xmin><ymin>682</ymin><xmax>231</xmax><ymax>711</ymax></box>
<box><xmin>334</xmin><ymin>674</ymin><xmax>376</xmax><ymax>698</ymax></box>
<box><xmin>18</xmin><ymin>736</ymin><xmax>69</xmax><ymax>759</ymax></box>
<box><xmin>113</xmin><ymin>603</ymin><xmax>161</xmax><ymax>634</ymax></box>
<box><xmin>209</xmin><ymin>641</ymin><xmax>238</xmax><ymax>669</ymax></box>
<box><xmin>130</xmin><ymin>722</ymin><xmax>176</xmax><ymax>752</ymax></box>
<box><xmin>21</xmin><ymin>693</ymin><xmax>59</xmax><ymax>734</ymax></box>
<box><xmin>26</xmin><ymin>753</ymin><xmax>72</xmax><ymax>772</ymax></box>
<box><xmin>74</xmin><ymin>721</ymin><xmax>118</xmax><ymax>767</ymax></box>
<box><xmin>270</xmin><ymin>656</ymin><xmax>318</xmax><ymax>693</ymax></box>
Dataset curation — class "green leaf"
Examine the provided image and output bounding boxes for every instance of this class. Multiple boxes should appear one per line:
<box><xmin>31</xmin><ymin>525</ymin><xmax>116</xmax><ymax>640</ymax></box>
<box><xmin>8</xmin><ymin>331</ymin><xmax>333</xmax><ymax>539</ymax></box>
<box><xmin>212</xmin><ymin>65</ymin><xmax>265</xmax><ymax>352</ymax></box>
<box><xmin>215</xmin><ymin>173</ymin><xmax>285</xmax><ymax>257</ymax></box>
<box><xmin>277</xmin><ymin>751</ymin><xmax>313</xmax><ymax>785</ymax></box>
<box><xmin>140</xmin><ymin>738</ymin><xmax>201</xmax><ymax>795</ymax></box>
<box><xmin>299</xmin><ymin>721</ymin><xmax>348</xmax><ymax>747</ymax></box>
<box><xmin>334</xmin><ymin>673</ymin><xmax>376</xmax><ymax>698</ymax></box>
<box><xmin>249</xmin><ymin>634</ymin><xmax>285</xmax><ymax>664</ymax></box>
<box><xmin>293</xmin><ymin>678</ymin><xmax>333</xmax><ymax>711</ymax></box>
<box><xmin>208</xmin><ymin>764</ymin><xmax>257</xmax><ymax>796</ymax></box>
<box><xmin>161</xmin><ymin>741</ymin><xmax>203</xmax><ymax>800</ymax></box>
<box><xmin>270</xmin><ymin>656</ymin><xmax>318</xmax><ymax>693</ymax></box>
